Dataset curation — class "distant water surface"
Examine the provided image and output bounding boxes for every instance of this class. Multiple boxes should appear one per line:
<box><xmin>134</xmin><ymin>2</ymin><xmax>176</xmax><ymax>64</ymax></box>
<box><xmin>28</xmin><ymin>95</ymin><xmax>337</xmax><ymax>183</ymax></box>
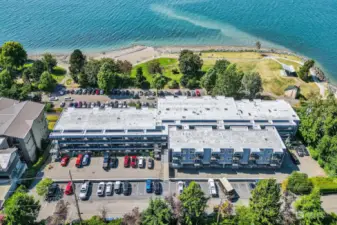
<box><xmin>1</xmin><ymin>0</ymin><xmax>337</xmax><ymax>80</ymax></box>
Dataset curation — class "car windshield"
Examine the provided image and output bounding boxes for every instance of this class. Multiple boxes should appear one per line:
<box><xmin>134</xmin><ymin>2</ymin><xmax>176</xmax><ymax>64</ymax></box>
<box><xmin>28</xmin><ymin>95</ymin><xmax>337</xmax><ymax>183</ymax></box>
<box><xmin>80</xmin><ymin>187</ymin><xmax>87</xmax><ymax>193</ymax></box>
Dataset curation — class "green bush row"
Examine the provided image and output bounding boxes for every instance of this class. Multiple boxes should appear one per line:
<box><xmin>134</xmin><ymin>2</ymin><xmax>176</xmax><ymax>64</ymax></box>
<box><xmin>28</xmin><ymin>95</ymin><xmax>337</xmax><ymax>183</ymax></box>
<box><xmin>310</xmin><ymin>177</ymin><xmax>337</xmax><ymax>194</ymax></box>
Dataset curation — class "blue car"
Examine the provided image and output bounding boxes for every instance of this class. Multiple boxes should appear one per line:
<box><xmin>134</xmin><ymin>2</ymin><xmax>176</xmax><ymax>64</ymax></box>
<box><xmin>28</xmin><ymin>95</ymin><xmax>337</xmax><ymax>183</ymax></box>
<box><xmin>146</xmin><ymin>179</ymin><xmax>152</xmax><ymax>193</ymax></box>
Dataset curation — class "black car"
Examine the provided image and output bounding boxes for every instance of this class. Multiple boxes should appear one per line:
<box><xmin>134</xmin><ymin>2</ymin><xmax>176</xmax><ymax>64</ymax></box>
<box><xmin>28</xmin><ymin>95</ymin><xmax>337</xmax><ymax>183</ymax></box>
<box><xmin>290</xmin><ymin>152</ymin><xmax>300</xmax><ymax>165</ymax></box>
<box><xmin>103</xmin><ymin>152</ymin><xmax>110</xmax><ymax>170</ymax></box>
<box><xmin>96</xmin><ymin>101</ymin><xmax>101</xmax><ymax>107</ymax></box>
<box><xmin>148</xmin><ymin>158</ymin><xmax>154</xmax><ymax>169</ymax></box>
<box><xmin>296</xmin><ymin>149</ymin><xmax>304</xmax><ymax>157</ymax></box>
<box><xmin>154</xmin><ymin>181</ymin><xmax>161</xmax><ymax>195</ymax></box>
<box><xmin>45</xmin><ymin>183</ymin><xmax>58</xmax><ymax>201</ymax></box>
<box><xmin>110</xmin><ymin>157</ymin><xmax>118</xmax><ymax>168</ymax></box>
<box><xmin>123</xmin><ymin>181</ymin><xmax>130</xmax><ymax>195</ymax></box>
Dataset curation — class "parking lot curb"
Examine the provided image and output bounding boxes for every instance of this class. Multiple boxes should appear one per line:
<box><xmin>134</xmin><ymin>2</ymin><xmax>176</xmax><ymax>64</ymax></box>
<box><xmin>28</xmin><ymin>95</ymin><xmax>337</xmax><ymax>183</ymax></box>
<box><xmin>52</xmin><ymin>178</ymin><xmax>163</xmax><ymax>183</ymax></box>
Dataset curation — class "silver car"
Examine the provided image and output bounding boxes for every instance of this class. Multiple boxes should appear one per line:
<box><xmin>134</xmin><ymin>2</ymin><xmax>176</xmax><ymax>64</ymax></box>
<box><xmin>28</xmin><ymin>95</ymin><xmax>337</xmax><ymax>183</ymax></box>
<box><xmin>79</xmin><ymin>182</ymin><xmax>90</xmax><ymax>200</ymax></box>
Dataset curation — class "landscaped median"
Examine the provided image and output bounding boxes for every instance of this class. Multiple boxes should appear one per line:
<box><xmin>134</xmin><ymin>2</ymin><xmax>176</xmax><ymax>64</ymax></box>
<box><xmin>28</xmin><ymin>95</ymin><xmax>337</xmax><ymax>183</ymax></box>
<box><xmin>310</xmin><ymin>177</ymin><xmax>337</xmax><ymax>195</ymax></box>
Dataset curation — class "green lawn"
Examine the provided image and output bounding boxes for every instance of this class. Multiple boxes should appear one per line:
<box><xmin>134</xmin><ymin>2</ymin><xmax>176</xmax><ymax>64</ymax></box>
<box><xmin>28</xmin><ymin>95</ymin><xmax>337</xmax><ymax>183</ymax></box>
<box><xmin>131</xmin><ymin>58</ymin><xmax>182</xmax><ymax>84</ymax></box>
<box><xmin>51</xmin><ymin>66</ymin><xmax>66</xmax><ymax>83</ymax></box>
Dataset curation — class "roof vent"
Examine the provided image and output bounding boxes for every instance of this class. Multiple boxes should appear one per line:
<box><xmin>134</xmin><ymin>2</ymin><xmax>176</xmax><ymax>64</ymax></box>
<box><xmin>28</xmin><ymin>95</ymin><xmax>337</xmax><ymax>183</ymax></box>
<box><xmin>206</xmin><ymin>108</ymin><xmax>210</xmax><ymax>111</ymax></box>
<box><xmin>225</xmin><ymin>108</ymin><xmax>228</xmax><ymax>111</ymax></box>
<box><xmin>117</xmin><ymin>117</ymin><xmax>120</xmax><ymax>120</ymax></box>
<box><xmin>184</xmin><ymin>108</ymin><xmax>188</xmax><ymax>111</ymax></box>
<box><xmin>77</xmin><ymin>117</ymin><xmax>81</xmax><ymax>120</ymax></box>
<box><xmin>166</xmin><ymin>108</ymin><xmax>170</xmax><ymax>111</ymax></box>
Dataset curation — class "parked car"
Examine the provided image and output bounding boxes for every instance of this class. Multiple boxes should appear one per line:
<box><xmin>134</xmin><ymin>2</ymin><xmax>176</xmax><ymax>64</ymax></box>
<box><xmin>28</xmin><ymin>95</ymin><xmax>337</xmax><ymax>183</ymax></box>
<box><xmin>100</xmin><ymin>90</ymin><xmax>104</xmax><ymax>95</ymax></box>
<box><xmin>124</xmin><ymin>155</ymin><xmax>130</xmax><ymax>167</ymax></box>
<box><xmin>123</xmin><ymin>181</ymin><xmax>130</xmax><ymax>195</ymax></box>
<box><xmin>65</xmin><ymin>96</ymin><xmax>73</xmax><ymax>101</ymax></box>
<box><xmin>49</xmin><ymin>96</ymin><xmax>58</xmax><ymax>101</ymax></box>
<box><xmin>97</xmin><ymin>182</ymin><xmax>105</xmax><ymax>196</ymax></box>
<box><xmin>177</xmin><ymin>181</ymin><xmax>185</xmax><ymax>194</ymax></box>
<box><xmin>154</xmin><ymin>181</ymin><xmax>161</xmax><ymax>195</ymax></box>
<box><xmin>146</xmin><ymin>179</ymin><xmax>152</xmax><ymax>193</ymax></box>
<box><xmin>79</xmin><ymin>181</ymin><xmax>90</xmax><ymax>200</ymax></box>
<box><xmin>64</xmin><ymin>182</ymin><xmax>73</xmax><ymax>195</ymax></box>
<box><xmin>148</xmin><ymin>158</ymin><xmax>154</xmax><ymax>169</ymax></box>
<box><xmin>195</xmin><ymin>89</ymin><xmax>201</xmax><ymax>96</ymax></box>
<box><xmin>82</xmin><ymin>154</ymin><xmax>90</xmax><ymax>166</ymax></box>
<box><xmin>75</xmin><ymin>154</ymin><xmax>83</xmax><ymax>168</ymax></box>
<box><xmin>60</xmin><ymin>102</ymin><xmax>66</xmax><ymax>108</ymax></box>
<box><xmin>115</xmin><ymin>181</ymin><xmax>122</xmax><ymax>194</ymax></box>
<box><xmin>110</xmin><ymin>157</ymin><xmax>118</xmax><ymax>168</ymax></box>
<box><xmin>131</xmin><ymin>156</ymin><xmax>137</xmax><ymax>168</ymax></box>
<box><xmin>290</xmin><ymin>152</ymin><xmax>300</xmax><ymax>165</ymax></box>
<box><xmin>208</xmin><ymin>179</ymin><xmax>217</xmax><ymax>197</ymax></box>
<box><xmin>69</xmin><ymin>102</ymin><xmax>74</xmax><ymax>107</ymax></box>
<box><xmin>138</xmin><ymin>156</ymin><xmax>144</xmax><ymax>168</ymax></box>
<box><xmin>103</xmin><ymin>152</ymin><xmax>110</xmax><ymax>170</ymax></box>
<box><xmin>46</xmin><ymin>183</ymin><xmax>59</xmax><ymax>201</ymax></box>
<box><xmin>248</xmin><ymin>182</ymin><xmax>256</xmax><ymax>191</ymax></box>
<box><xmin>60</xmin><ymin>155</ymin><xmax>70</xmax><ymax>166</ymax></box>
<box><xmin>296</xmin><ymin>148</ymin><xmax>304</xmax><ymax>157</ymax></box>
<box><xmin>106</xmin><ymin>182</ymin><xmax>113</xmax><ymax>196</ymax></box>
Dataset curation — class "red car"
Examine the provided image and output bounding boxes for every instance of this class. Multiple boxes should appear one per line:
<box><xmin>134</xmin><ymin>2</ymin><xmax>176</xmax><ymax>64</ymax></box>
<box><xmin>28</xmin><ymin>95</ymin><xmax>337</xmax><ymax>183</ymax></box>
<box><xmin>75</xmin><ymin>154</ymin><xmax>83</xmax><ymax>168</ymax></box>
<box><xmin>124</xmin><ymin>156</ymin><xmax>130</xmax><ymax>167</ymax></box>
<box><xmin>64</xmin><ymin>181</ymin><xmax>73</xmax><ymax>195</ymax></box>
<box><xmin>60</xmin><ymin>155</ymin><xmax>70</xmax><ymax>166</ymax></box>
<box><xmin>131</xmin><ymin>156</ymin><xmax>137</xmax><ymax>168</ymax></box>
<box><xmin>195</xmin><ymin>89</ymin><xmax>201</xmax><ymax>97</ymax></box>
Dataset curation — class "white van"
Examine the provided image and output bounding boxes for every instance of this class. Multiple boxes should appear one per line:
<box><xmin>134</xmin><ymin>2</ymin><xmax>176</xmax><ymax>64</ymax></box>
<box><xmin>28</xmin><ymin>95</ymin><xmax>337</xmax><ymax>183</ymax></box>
<box><xmin>208</xmin><ymin>179</ymin><xmax>217</xmax><ymax>197</ymax></box>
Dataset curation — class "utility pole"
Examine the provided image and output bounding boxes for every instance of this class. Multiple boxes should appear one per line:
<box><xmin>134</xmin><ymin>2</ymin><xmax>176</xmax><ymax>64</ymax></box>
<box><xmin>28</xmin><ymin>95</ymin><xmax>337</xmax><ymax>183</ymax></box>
<box><xmin>69</xmin><ymin>170</ymin><xmax>82</xmax><ymax>224</ymax></box>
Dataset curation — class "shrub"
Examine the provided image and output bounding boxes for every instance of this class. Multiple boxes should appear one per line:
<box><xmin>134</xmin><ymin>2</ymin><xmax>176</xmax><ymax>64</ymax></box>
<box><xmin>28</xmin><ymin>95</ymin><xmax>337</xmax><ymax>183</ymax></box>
<box><xmin>286</xmin><ymin>172</ymin><xmax>313</xmax><ymax>195</ymax></box>
<box><xmin>168</xmin><ymin>80</ymin><xmax>179</xmax><ymax>89</ymax></box>
<box><xmin>46</xmin><ymin>115</ymin><xmax>59</xmax><ymax>122</ymax></box>
<box><xmin>310</xmin><ymin>177</ymin><xmax>337</xmax><ymax>194</ymax></box>
<box><xmin>44</xmin><ymin>102</ymin><xmax>54</xmax><ymax>112</ymax></box>
<box><xmin>172</xmin><ymin>68</ymin><xmax>179</xmax><ymax>74</ymax></box>
<box><xmin>36</xmin><ymin>178</ymin><xmax>53</xmax><ymax>197</ymax></box>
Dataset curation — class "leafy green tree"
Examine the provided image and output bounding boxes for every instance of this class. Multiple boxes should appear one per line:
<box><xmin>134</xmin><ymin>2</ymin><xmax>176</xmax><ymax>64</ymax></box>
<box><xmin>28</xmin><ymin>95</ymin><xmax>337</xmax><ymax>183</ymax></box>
<box><xmin>178</xmin><ymin>50</ymin><xmax>203</xmax><ymax>77</ymax></box>
<box><xmin>180</xmin><ymin>74</ymin><xmax>189</xmax><ymax>87</ymax></box>
<box><xmin>116</xmin><ymin>60</ymin><xmax>132</xmax><ymax>74</ymax></box>
<box><xmin>135</xmin><ymin>67</ymin><xmax>146</xmax><ymax>88</ymax></box>
<box><xmin>0</xmin><ymin>41</ymin><xmax>27</xmax><ymax>70</ymax></box>
<box><xmin>36</xmin><ymin>178</ymin><xmax>53</xmax><ymax>197</ymax></box>
<box><xmin>19</xmin><ymin>84</ymin><xmax>32</xmax><ymax>101</ymax></box>
<box><xmin>200</xmin><ymin>68</ymin><xmax>217</xmax><ymax>94</ymax></box>
<box><xmin>186</xmin><ymin>77</ymin><xmax>199</xmax><ymax>89</ymax></box>
<box><xmin>97</xmin><ymin>61</ymin><xmax>118</xmax><ymax>92</ymax></box>
<box><xmin>30</xmin><ymin>59</ymin><xmax>45</xmax><ymax>81</ymax></box>
<box><xmin>142</xmin><ymin>198</ymin><xmax>173</xmax><ymax>225</ymax></box>
<box><xmin>213</xmin><ymin>64</ymin><xmax>244</xmax><ymax>98</ymax></box>
<box><xmin>233</xmin><ymin>205</ymin><xmax>253</xmax><ymax>225</ymax></box>
<box><xmin>256</xmin><ymin>41</ymin><xmax>261</xmax><ymax>50</ymax></box>
<box><xmin>179</xmin><ymin>181</ymin><xmax>208</xmax><ymax>225</ymax></box>
<box><xmin>213</xmin><ymin>59</ymin><xmax>230</xmax><ymax>75</ymax></box>
<box><xmin>249</xmin><ymin>179</ymin><xmax>281</xmax><ymax>225</ymax></box>
<box><xmin>22</xmin><ymin>69</ymin><xmax>31</xmax><ymax>84</ymax></box>
<box><xmin>78</xmin><ymin>72</ymin><xmax>89</xmax><ymax>87</ymax></box>
<box><xmin>168</xmin><ymin>80</ymin><xmax>179</xmax><ymax>89</ymax></box>
<box><xmin>84</xmin><ymin>59</ymin><xmax>101</xmax><ymax>86</ymax></box>
<box><xmin>0</xmin><ymin>69</ymin><xmax>13</xmax><ymax>89</ymax></box>
<box><xmin>295</xmin><ymin>189</ymin><xmax>326</xmax><ymax>225</ymax></box>
<box><xmin>69</xmin><ymin>49</ymin><xmax>86</xmax><ymax>82</ymax></box>
<box><xmin>286</xmin><ymin>172</ymin><xmax>313</xmax><ymax>195</ymax></box>
<box><xmin>298</xmin><ymin>59</ymin><xmax>315</xmax><ymax>82</ymax></box>
<box><xmin>42</xmin><ymin>53</ymin><xmax>57</xmax><ymax>73</ymax></box>
<box><xmin>4</xmin><ymin>191</ymin><xmax>40</xmax><ymax>225</ymax></box>
<box><xmin>148</xmin><ymin>60</ymin><xmax>162</xmax><ymax>74</ymax></box>
<box><xmin>241</xmin><ymin>72</ymin><xmax>263</xmax><ymax>99</ymax></box>
<box><xmin>38</xmin><ymin>71</ymin><xmax>55</xmax><ymax>92</ymax></box>
<box><xmin>152</xmin><ymin>75</ymin><xmax>167</xmax><ymax>90</ymax></box>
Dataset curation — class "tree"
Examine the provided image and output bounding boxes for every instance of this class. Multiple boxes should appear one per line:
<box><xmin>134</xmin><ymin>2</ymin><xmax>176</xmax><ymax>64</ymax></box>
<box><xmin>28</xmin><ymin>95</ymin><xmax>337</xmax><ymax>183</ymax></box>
<box><xmin>42</xmin><ymin>53</ymin><xmax>57</xmax><ymax>73</ymax></box>
<box><xmin>123</xmin><ymin>207</ymin><xmax>141</xmax><ymax>225</ymax></box>
<box><xmin>97</xmin><ymin>61</ymin><xmax>118</xmax><ymax>92</ymax></box>
<box><xmin>256</xmin><ymin>41</ymin><xmax>261</xmax><ymax>50</ymax></box>
<box><xmin>152</xmin><ymin>75</ymin><xmax>167</xmax><ymax>90</ymax></box>
<box><xmin>213</xmin><ymin>64</ymin><xmax>244</xmax><ymax>98</ymax></box>
<box><xmin>298</xmin><ymin>59</ymin><xmax>315</xmax><ymax>82</ymax></box>
<box><xmin>4</xmin><ymin>191</ymin><xmax>40</xmax><ymax>225</ymax></box>
<box><xmin>286</xmin><ymin>172</ymin><xmax>313</xmax><ymax>195</ymax></box>
<box><xmin>0</xmin><ymin>69</ymin><xmax>13</xmax><ymax>89</ymax></box>
<box><xmin>178</xmin><ymin>50</ymin><xmax>203</xmax><ymax>77</ymax></box>
<box><xmin>179</xmin><ymin>181</ymin><xmax>208</xmax><ymax>225</ymax></box>
<box><xmin>240</xmin><ymin>72</ymin><xmax>263</xmax><ymax>99</ymax></box>
<box><xmin>168</xmin><ymin>80</ymin><xmax>179</xmax><ymax>89</ymax></box>
<box><xmin>135</xmin><ymin>67</ymin><xmax>146</xmax><ymax>88</ymax></box>
<box><xmin>233</xmin><ymin>205</ymin><xmax>253</xmax><ymax>225</ymax></box>
<box><xmin>117</xmin><ymin>60</ymin><xmax>132</xmax><ymax>74</ymax></box>
<box><xmin>200</xmin><ymin>68</ymin><xmax>217</xmax><ymax>94</ymax></box>
<box><xmin>249</xmin><ymin>179</ymin><xmax>281</xmax><ymax>225</ymax></box>
<box><xmin>213</xmin><ymin>59</ymin><xmax>230</xmax><ymax>75</ymax></box>
<box><xmin>295</xmin><ymin>189</ymin><xmax>326</xmax><ymax>225</ymax></box>
<box><xmin>148</xmin><ymin>60</ymin><xmax>162</xmax><ymax>74</ymax></box>
<box><xmin>165</xmin><ymin>195</ymin><xmax>183</xmax><ymax>224</ymax></box>
<box><xmin>78</xmin><ymin>72</ymin><xmax>89</xmax><ymax>87</ymax></box>
<box><xmin>30</xmin><ymin>60</ymin><xmax>45</xmax><ymax>81</ymax></box>
<box><xmin>0</xmin><ymin>41</ymin><xmax>27</xmax><ymax>70</ymax></box>
<box><xmin>84</xmin><ymin>59</ymin><xmax>101</xmax><ymax>86</ymax></box>
<box><xmin>22</xmin><ymin>69</ymin><xmax>31</xmax><ymax>84</ymax></box>
<box><xmin>69</xmin><ymin>49</ymin><xmax>86</xmax><ymax>82</ymax></box>
<box><xmin>38</xmin><ymin>71</ymin><xmax>55</xmax><ymax>92</ymax></box>
<box><xmin>186</xmin><ymin>77</ymin><xmax>199</xmax><ymax>89</ymax></box>
<box><xmin>36</xmin><ymin>178</ymin><xmax>53</xmax><ymax>197</ymax></box>
<box><xmin>142</xmin><ymin>198</ymin><xmax>173</xmax><ymax>225</ymax></box>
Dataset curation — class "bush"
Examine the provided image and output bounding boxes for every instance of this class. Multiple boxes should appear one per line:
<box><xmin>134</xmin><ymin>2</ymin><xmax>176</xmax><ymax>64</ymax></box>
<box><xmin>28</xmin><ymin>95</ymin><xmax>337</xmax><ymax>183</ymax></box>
<box><xmin>172</xmin><ymin>68</ymin><xmax>179</xmax><ymax>74</ymax></box>
<box><xmin>36</xmin><ymin>178</ymin><xmax>53</xmax><ymax>197</ymax></box>
<box><xmin>286</xmin><ymin>172</ymin><xmax>313</xmax><ymax>195</ymax></box>
<box><xmin>310</xmin><ymin>177</ymin><xmax>337</xmax><ymax>194</ymax></box>
<box><xmin>46</xmin><ymin>115</ymin><xmax>59</xmax><ymax>122</ymax></box>
<box><xmin>44</xmin><ymin>102</ymin><xmax>54</xmax><ymax>112</ymax></box>
<box><xmin>168</xmin><ymin>80</ymin><xmax>179</xmax><ymax>89</ymax></box>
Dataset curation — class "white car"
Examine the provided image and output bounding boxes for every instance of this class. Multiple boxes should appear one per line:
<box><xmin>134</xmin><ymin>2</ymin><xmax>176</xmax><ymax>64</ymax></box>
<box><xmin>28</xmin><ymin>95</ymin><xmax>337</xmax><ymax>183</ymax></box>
<box><xmin>115</xmin><ymin>181</ymin><xmax>121</xmax><ymax>194</ymax></box>
<box><xmin>177</xmin><ymin>181</ymin><xmax>185</xmax><ymax>194</ymax></box>
<box><xmin>138</xmin><ymin>157</ymin><xmax>144</xmax><ymax>168</ymax></box>
<box><xmin>97</xmin><ymin>182</ymin><xmax>105</xmax><ymax>196</ymax></box>
<box><xmin>106</xmin><ymin>182</ymin><xmax>113</xmax><ymax>196</ymax></box>
<box><xmin>79</xmin><ymin>181</ymin><xmax>90</xmax><ymax>200</ymax></box>
<box><xmin>49</xmin><ymin>96</ymin><xmax>58</xmax><ymax>101</ymax></box>
<box><xmin>208</xmin><ymin>179</ymin><xmax>217</xmax><ymax>197</ymax></box>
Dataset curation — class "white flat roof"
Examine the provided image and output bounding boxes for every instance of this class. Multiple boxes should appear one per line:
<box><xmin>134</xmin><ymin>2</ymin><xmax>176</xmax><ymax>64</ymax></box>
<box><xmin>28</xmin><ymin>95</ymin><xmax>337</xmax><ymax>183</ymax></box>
<box><xmin>169</xmin><ymin>126</ymin><xmax>285</xmax><ymax>152</ymax></box>
<box><xmin>158</xmin><ymin>96</ymin><xmax>299</xmax><ymax>121</ymax></box>
<box><xmin>54</xmin><ymin>108</ymin><xmax>158</xmax><ymax>131</ymax></box>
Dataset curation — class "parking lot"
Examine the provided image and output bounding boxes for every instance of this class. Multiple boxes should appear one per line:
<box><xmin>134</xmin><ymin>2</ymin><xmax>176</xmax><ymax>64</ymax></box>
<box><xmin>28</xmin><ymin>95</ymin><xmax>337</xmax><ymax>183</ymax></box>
<box><xmin>36</xmin><ymin>180</ymin><xmax>252</xmax><ymax>221</ymax></box>
<box><xmin>43</xmin><ymin>156</ymin><xmax>162</xmax><ymax>180</ymax></box>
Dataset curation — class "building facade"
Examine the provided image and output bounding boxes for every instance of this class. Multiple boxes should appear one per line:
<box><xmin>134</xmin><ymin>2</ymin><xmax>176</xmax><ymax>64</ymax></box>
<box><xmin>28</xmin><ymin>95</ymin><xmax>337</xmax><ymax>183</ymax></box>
<box><xmin>50</xmin><ymin>96</ymin><xmax>299</xmax><ymax>168</ymax></box>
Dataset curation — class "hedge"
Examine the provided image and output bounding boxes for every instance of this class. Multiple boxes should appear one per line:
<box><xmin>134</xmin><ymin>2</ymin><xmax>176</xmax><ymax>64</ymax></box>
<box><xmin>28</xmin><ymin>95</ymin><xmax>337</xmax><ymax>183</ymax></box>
<box><xmin>46</xmin><ymin>115</ymin><xmax>59</xmax><ymax>122</ymax></box>
<box><xmin>310</xmin><ymin>177</ymin><xmax>337</xmax><ymax>194</ymax></box>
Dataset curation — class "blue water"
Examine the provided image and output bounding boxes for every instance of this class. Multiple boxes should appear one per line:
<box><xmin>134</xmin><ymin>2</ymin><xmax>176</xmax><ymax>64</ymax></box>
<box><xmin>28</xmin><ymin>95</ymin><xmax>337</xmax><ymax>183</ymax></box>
<box><xmin>1</xmin><ymin>0</ymin><xmax>337</xmax><ymax>80</ymax></box>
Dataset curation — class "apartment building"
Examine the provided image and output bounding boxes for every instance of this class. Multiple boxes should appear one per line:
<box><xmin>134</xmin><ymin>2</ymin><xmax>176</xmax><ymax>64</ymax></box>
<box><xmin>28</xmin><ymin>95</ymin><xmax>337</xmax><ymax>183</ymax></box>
<box><xmin>0</xmin><ymin>98</ymin><xmax>48</xmax><ymax>163</ymax></box>
<box><xmin>50</xmin><ymin>96</ymin><xmax>299</xmax><ymax>168</ymax></box>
